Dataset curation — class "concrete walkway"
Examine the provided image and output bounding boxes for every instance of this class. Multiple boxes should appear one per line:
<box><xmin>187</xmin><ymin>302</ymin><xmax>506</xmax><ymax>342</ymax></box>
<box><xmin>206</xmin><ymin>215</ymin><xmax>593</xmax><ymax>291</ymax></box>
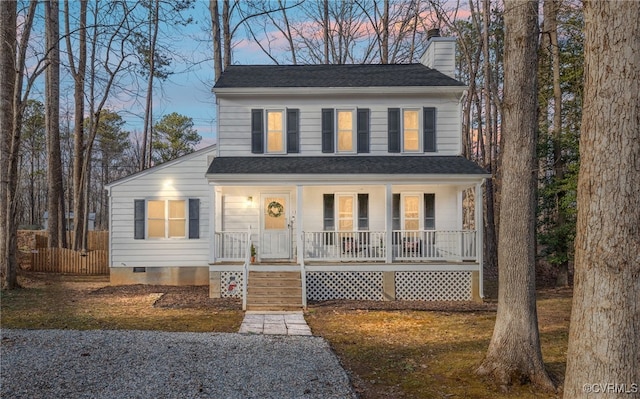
<box><xmin>239</xmin><ymin>311</ymin><xmax>312</xmax><ymax>335</ymax></box>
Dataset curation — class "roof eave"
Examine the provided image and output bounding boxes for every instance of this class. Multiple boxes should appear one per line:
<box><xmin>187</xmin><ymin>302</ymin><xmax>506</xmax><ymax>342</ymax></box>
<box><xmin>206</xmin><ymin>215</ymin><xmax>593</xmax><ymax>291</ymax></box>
<box><xmin>213</xmin><ymin>85</ymin><xmax>467</xmax><ymax>97</ymax></box>
<box><xmin>206</xmin><ymin>173</ymin><xmax>489</xmax><ymax>186</ymax></box>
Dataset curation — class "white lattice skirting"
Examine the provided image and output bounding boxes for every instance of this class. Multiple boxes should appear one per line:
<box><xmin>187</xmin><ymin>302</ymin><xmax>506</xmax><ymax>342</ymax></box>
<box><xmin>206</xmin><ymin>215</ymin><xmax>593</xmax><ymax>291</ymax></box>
<box><xmin>306</xmin><ymin>272</ymin><xmax>384</xmax><ymax>300</ymax></box>
<box><xmin>395</xmin><ymin>271</ymin><xmax>472</xmax><ymax>301</ymax></box>
<box><xmin>220</xmin><ymin>271</ymin><xmax>472</xmax><ymax>301</ymax></box>
<box><xmin>306</xmin><ymin>271</ymin><xmax>472</xmax><ymax>301</ymax></box>
<box><xmin>220</xmin><ymin>271</ymin><xmax>244</xmax><ymax>298</ymax></box>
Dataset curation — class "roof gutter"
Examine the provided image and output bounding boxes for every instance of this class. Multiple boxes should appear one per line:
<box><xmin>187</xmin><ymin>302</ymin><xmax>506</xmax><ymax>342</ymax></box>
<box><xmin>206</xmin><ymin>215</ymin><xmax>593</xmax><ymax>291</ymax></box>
<box><xmin>206</xmin><ymin>172</ymin><xmax>490</xmax><ymax>186</ymax></box>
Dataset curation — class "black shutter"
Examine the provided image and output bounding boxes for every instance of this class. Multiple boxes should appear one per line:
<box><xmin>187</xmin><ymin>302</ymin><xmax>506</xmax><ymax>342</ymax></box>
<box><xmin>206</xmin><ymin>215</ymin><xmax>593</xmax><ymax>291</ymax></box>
<box><xmin>251</xmin><ymin>109</ymin><xmax>264</xmax><ymax>154</ymax></box>
<box><xmin>423</xmin><ymin>107</ymin><xmax>436</xmax><ymax>152</ymax></box>
<box><xmin>286</xmin><ymin>109</ymin><xmax>300</xmax><ymax>153</ymax></box>
<box><xmin>388</xmin><ymin>108</ymin><xmax>400</xmax><ymax>153</ymax></box>
<box><xmin>189</xmin><ymin>198</ymin><xmax>200</xmax><ymax>239</ymax></box>
<box><xmin>134</xmin><ymin>199</ymin><xmax>145</xmax><ymax>239</ymax></box>
<box><xmin>424</xmin><ymin>194</ymin><xmax>435</xmax><ymax>229</ymax></box>
<box><xmin>321</xmin><ymin>109</ymin><xmax>334</xmax><ymax>153</ymax></box>
<box><xmin>358</xmin><ymin>194</ymin><xmax>369</xmax><ymax>230</ymax></box>
<box><xmin>357</xmin><ymin>108</ymin><xmax>370</xmax><ymax>153</ymax></box>
<box><xmin>392</xmin><ymin>193</ymin><xmax>400</xmax><ymax>244</ymax></box>
<box><xmin>323</xmin><ymin>194</ymin><xmax>334</xmax><ymax>245</ymax></box>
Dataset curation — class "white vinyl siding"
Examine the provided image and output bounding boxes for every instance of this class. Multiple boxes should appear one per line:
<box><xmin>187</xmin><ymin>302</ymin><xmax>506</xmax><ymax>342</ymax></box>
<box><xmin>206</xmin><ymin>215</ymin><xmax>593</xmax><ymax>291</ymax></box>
<box><xmin>108</xmin><ymin>147</ymin><xmax>214</xmax><ymax>268</ymax></box>
<box><xmin>216</xmin><ymin>95</ymin><xmax>461</xmax><ymax>156</ymax></box>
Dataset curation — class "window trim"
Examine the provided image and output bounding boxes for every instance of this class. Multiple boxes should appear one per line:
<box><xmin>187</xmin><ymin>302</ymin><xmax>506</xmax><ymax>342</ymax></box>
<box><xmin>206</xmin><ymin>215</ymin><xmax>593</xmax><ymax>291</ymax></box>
<box><xmin>335</xmin><ymin>109</ymin><xmax>357</xmax><ymax>154</ymax></box>
<box><xmin>402</xmin><ymin>108</ymin><xmax>422</xmax><ymax>153</ymax></box>
<box><xmin>145</xmin><ymin>198</ymin><xmax>189</xmax><ymax>240</ymax></box>
<box><xmin>388</xmin><ymin>107</ymin><xmax>437</xmax><ymax>153</ymax></box>
<box><xmin>134</xmin><ymin>198</ymin><xmax>199</xmax><ymax>240</ymax></box>
<box><xmin>265</xmin><ymin>109</ymin><xmax>286</xmax><ymax>154</ymax></box>
<box><xmin>400</xmin><ymin>193</ymin><xmax>422</xmax><ymax>231</ymax></box>
<box><xmin>323</xmin><ymin>192</ymin><xmax>369</xmax><ymax>232</ymax></box>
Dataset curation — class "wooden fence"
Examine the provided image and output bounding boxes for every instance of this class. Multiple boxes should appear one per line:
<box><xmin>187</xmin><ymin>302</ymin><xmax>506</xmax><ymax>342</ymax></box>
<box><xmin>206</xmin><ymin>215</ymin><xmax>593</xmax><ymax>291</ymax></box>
<box><xmin>33</xmin><ymin>231</ymin><xmax>108</xmax><ymax>251</ymax></box>
<box><xmin>30</xmin><ymin>248</ymin><xmax>109</xmax><ymax>274</ymax></box>
<box><xmin>20</xmin><ymin>230</ymin><xmax>109</xmax><ymax>275</ymax></box>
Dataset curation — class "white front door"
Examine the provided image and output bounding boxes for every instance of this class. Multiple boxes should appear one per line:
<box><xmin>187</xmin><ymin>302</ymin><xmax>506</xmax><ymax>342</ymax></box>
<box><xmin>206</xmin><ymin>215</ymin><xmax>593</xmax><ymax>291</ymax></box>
<box><xmin>260</xmin><ymin>194</ymin><xmax>290</xmax><ymax>259</ymax></box>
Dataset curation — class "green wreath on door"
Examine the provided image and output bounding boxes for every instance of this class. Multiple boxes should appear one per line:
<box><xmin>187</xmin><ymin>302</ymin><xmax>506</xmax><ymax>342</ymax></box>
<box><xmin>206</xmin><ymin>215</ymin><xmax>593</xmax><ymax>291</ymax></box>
<box><xmin>267</xmin><ymin>201</ymin><xmax>284</xmax><ymax>218</ymax></box>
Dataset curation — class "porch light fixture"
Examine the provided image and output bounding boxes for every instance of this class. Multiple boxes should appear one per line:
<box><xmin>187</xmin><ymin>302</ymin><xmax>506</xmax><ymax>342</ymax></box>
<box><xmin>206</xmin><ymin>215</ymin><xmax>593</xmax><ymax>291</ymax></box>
<box><xmin>247</xmin><ymin>196</ymin><xmax>253</xmax><ymax>206</ymax></box>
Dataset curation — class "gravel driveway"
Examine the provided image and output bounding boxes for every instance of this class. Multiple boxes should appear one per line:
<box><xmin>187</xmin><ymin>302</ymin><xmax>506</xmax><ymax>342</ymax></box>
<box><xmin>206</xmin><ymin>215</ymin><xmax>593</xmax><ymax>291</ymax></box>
<box><xmin>0</xmin><ymin>329</ymin><xmax>356</xmax><ymax>399</ymax></box>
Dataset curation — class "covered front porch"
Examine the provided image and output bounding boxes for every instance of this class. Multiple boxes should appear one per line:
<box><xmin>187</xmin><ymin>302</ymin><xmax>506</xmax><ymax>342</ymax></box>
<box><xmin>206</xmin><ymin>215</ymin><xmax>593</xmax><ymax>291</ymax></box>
<box><xmin>207</xmin><ymin>182</ymin><xmax>485</xmax><ymax>309</ymax></box>
<box><xmin>206</xmin><ymin>156</ymin><xmax>489</xmax><ymax>308</ymax></box>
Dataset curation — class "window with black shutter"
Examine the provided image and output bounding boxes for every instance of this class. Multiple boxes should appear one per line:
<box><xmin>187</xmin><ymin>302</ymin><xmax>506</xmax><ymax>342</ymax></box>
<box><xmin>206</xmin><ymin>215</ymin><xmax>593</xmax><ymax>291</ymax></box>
<box><xmin>357</xmin><ymin>109</ymin><xmax>370</xmax><ymax>153</ymax></box>
<box><xmin>424</xmin><ymin>193</ymin><xmax>435</xmax><ymax>229</ymax></box>
<box><xmin>251</xmin><ymin>109</ymin><xmax>264</xmax><ymax>153</ymax></box>
<box><xmin>323</xmin><ymin>194</ymin><xmax>334</xmax><ymax>244</ymax></box>
<box><xmin>388</xmin><ymin>108</ymin><xmax>401</xmax><ymax>153</ymax></box>
<box><xmin>133</xmin><ymin>199</ymin><xmax>200</xmax><ymax>239</ymax></box>
<box><xmin>321</xmin><ymin>109</ymin><xmax>335</xmax><ymax>153</ymax></box>
<box><xmin>423</xmin><ymin>107</ymin><xmax>436</xmax><ymax>152</ymax></box>
<box><xmin>286</xmin><ymin>109</ymin><xmax>299</xmax><ymax>153</ymax></box>
<box><xmin>358</xmin><ymin>194</ymin><xmax>369</xmax><ymax>230</ymax></box>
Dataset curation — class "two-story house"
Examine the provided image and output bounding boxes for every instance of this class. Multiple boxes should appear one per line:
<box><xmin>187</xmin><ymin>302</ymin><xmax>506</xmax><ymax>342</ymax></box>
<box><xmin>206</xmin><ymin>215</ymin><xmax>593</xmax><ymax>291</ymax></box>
<box><xmin>106</xmin><ymin>33</ymin><xmax>489</xmax><ymax>310</ymax></box>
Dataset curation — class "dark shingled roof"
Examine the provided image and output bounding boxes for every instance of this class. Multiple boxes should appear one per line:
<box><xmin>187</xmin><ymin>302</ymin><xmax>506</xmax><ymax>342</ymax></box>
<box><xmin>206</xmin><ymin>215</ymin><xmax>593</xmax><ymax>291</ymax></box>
<box><xmin>207</xmin><ymin>156</ymin><xmax>488</xmax><ymax>176</ymax></box>
<box><xmin>214</xmin><ymin>64</ymin><xmax>465</xmax><ymax>89</ymax></box>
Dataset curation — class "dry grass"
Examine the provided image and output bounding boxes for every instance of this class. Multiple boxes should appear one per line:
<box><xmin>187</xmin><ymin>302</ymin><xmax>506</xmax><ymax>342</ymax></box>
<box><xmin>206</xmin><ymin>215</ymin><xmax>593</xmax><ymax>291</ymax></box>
<box><xmin>0</xmin><ymin>272</ymin><xmax>244</xmax><ymax>332</ymax></box>
<box><xmin>305</xmin><ymin>288</ymin><xmax>571</xmax><ymax>399</ymax></box>
<box><xmin>1</xmin><ymin>272</ymin><xmax>571</xmax><ymax>398</ymax></box>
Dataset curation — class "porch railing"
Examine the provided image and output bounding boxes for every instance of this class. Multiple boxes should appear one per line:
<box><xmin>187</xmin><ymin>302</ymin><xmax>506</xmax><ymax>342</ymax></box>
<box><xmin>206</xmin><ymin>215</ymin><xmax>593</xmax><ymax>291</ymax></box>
<box><xmin>303</xmin><ymin>230</ymin><xmax>477</xmax><ymax>262</ymax></box>
<box><xmin>214</xmin><ymin>231</ymin><xmax>250</xmax><ymax>261</ymax></box>
<box><xmin>391</xmin><ymin>230</ymin><xmax>477</xmax><ymax>261</ymax></box>
<box><xmin>303</xmin><ymin>231</ymin><xmax>387</xmax><ymax>261</ymax></box>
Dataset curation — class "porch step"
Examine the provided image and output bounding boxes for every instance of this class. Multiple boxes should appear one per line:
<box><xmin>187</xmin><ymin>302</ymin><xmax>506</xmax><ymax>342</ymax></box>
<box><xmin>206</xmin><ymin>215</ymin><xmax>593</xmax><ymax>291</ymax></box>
<box><xmin>246</xmin><ymin>271</ymin><xmax>303</xmax><ymax>311</ymax></box>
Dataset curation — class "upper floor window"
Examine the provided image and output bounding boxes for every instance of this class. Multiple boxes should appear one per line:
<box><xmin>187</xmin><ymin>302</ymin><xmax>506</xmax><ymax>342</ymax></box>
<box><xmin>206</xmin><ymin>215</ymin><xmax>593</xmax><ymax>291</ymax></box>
<box><xmin>322</xmin><ymin>108</ymin><xmax>370</xmax><ymax>154</ymax></box>
<box><xmin>403</xmin><ymin>109</ymin><xmax>420</xmax><ymax>152</ymax></box>
<box><xmin>266</xmin><ymin>110</ymin><xmax>284</xmax><ymax>153</ymax></box>
<box><xmin>337</xmin><ymin>110</ymin><xmax>355</xmax><ymax>153</ymax></box>
<box><xmin>251</xmin><ymin>109</ymin><xmax>299</xmax><ymax>154</ymax></box>
<box><xmin>388</xmin><ymin>107</ymin><xmax>436</xmax><ymax>153</ymax></box>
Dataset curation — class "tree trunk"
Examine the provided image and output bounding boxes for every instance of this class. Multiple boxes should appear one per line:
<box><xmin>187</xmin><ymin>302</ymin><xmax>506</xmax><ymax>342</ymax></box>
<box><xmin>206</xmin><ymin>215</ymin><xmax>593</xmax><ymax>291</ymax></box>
<box><xmin>380</xmin><ymin>0</ymin><xmax>389</xmax><ymax>64</ymax></box>
<box><xmin>209</xmin><ymin>0</ymin><xmax>223</xmax><ymax>81</ymax></box>
<box><xmin>547</xmin><ymin>0</ymin><xmax>569</xmax><ymax>288</ymax></box>
<box><xmin>45</xmin><ymin>0</ymin><xmax>66</xmax><ymax>249</ymax></box>
<box><xmin>0</xmin><ymin>0</ymin><xmax>17</xmax><ymax>289</ymax></box>
<box><xmin>67</xmin><ymin>0</ymin><xmax>87</xmax><ymax>251</ymax></box>
<box><xmin>323</xmin><ymin>0</ymin><xmax>329</xmax><ymax>64</ymax></box>
<box><xmin>477</xmin><ymin>0</ymin><xmax>555</xmax><ymax>390</ymax></box>
<box><xmin>222</xmin><ymin>0</ymin><xmax>231</xmax><ymax>69</ymax></box>
<box><xmin>141</xmin><ymin>0</ymin><xmax>159</xmax><ymax>170</ymax></box>
<box><xmin>563</xmin><ymin>2</ymin><xmax>640</xmax><ymax>397</ymax></box>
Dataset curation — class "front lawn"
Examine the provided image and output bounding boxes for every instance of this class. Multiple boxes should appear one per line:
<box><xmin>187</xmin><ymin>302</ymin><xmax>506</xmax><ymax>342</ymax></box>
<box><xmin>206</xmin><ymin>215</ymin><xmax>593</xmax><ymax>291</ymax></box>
<box><xmin>1</xmin><ymin>272</ymin><xmax>570</xmax><ymax>398</ymax></box>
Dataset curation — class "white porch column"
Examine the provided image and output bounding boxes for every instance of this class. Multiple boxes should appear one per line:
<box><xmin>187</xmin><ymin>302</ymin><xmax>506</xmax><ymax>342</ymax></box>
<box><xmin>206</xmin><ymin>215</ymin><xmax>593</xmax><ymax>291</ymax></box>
<box><xmin>296</xmin><ymin>185</ymin><xmax>307</xmax><ymax>308</ymax></box>
<box><xmin>385</xmin><ymin>183</ymin><xmax>393</xmax><ymax>263</ymax></box>
<box><xmin>475</xmin><ymin>181</ymin><xmax>484</xmax><ymax>298</ymax></box>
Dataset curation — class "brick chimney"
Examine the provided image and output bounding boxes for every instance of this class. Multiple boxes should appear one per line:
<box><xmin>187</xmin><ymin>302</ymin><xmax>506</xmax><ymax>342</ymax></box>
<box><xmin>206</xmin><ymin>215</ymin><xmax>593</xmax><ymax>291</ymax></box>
<box><xmin>420</xmin><ymin>30</ymin><xmax>457</xmax><ymax>79</ymax></box>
